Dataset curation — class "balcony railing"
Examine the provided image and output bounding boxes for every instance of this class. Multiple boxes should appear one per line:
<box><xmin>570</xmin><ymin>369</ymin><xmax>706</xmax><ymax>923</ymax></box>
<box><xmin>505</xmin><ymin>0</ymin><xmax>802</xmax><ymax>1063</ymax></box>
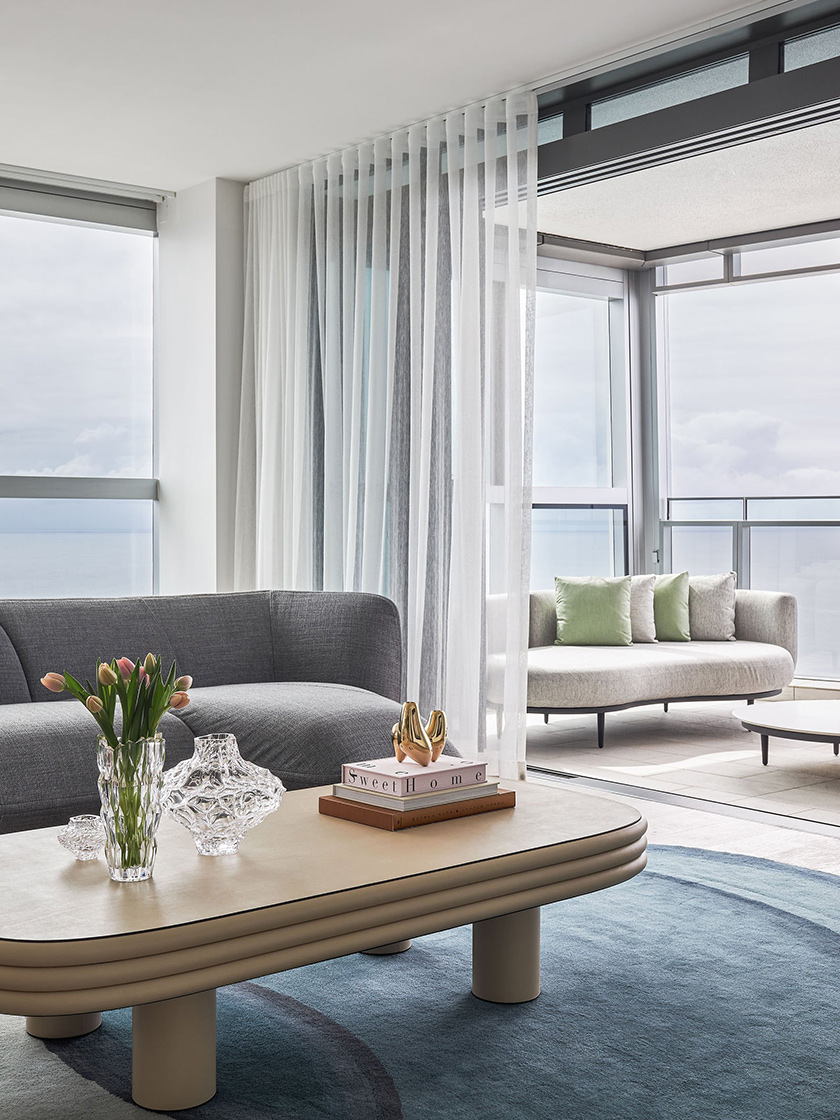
<box><xmin>663</xmin><ymin>496</ymin><xmax>840</xmax><ymax>680</ymax></box>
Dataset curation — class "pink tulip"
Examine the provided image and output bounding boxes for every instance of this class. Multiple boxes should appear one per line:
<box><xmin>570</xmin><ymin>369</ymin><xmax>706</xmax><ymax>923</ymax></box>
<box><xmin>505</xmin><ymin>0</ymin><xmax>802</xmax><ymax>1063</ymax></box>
<box><xmin>138</xmin><ymin>665</ymin><xmax>148</xmax><ymax>686</ymax></box>
<box><xmin>40</xmin><ymin>672</ymin><xmax>66</xmax><ymax>693</ymax></box>
<box><xmin>115</xmin><ymin>657</ymin><xmax>135</xmax><ymax>681</ymax></box>
<box><xmin>175</xmin><ymin>675</ymin><xmax>193</xmax><ymax>692</ymax></box>
<box><xmin>86</xmin><ymin>695</ymin><xmax>104</xmax><ymax>714</ymax></box>
<box><xmin>168</xmin><ymin>691</ymin><xmax>190</xmax><ymax>710</ymax></box>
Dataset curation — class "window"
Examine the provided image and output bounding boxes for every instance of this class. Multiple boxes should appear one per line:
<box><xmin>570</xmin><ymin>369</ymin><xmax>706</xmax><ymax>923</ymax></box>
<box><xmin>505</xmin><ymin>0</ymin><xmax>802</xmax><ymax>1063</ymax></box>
<box><xmin>531</xmin><ymin>506</ymin><xmax>626</xmax><ymax>587</ymax></box>
<box><xmin>783</xmin><ymin>23</ymin><xmax>840</xmax><ymax>71</ymax></box>
<box><xmin>657</xmin><ymin>236</ymin><xmax>840</xmax><ymax>678</ymax></box>
<box><xmin>589</xmin><ymin>56</ymin><xmax>749</xmax><ymax>130</ymax></box>
<box><xmin>0</xmin><ymin>201</ymin><xmax>156</xmax><ymax>598</ymax></box>
<box><xmin>533</xmin><ymin>290</ymin><xmax>612</xmax><ymax>488</ymax></box>
<box><xmin>531</xmin><ymin>262</ymin><xmax>628</xmax><ymax>587</ymax></box>
<box><xmin>655</xmin><ymin>256</ymin><xmax>724</xmax><ymax>286</ymax></box>
<box><xmin>658</xmin><ymin>272</ymin><xmax>840</xmax><ymax>498</ymax></box>
<box><xmin>738</xmin><ymin>238</ymin><xmax>840</xmax><ymax>276</ymax></box>
<box><xmin>537</xmin><ymin>114</ymin><xmax>564</xmax><ymax>146</ymax></box>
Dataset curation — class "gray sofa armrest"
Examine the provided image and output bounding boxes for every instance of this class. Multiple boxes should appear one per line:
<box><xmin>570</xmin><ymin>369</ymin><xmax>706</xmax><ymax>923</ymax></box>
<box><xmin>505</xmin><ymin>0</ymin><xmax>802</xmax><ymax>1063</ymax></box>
<box><xmin>734</xmin><ymin>590</ymin><xmax>797</xmax><ymax>666</ymax></box>
<box><xmin>270</xmin><ymin>591</ymin><xmax>402</xmax><ymax>701</ymax></box>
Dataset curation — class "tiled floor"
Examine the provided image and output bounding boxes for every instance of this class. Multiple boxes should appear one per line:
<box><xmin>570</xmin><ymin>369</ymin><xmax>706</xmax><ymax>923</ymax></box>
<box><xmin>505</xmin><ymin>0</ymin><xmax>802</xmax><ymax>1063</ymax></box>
<box><xmin>525</xmin><ymin>699</ymin><xmax>840</xmax><ymax>826</ymax></box>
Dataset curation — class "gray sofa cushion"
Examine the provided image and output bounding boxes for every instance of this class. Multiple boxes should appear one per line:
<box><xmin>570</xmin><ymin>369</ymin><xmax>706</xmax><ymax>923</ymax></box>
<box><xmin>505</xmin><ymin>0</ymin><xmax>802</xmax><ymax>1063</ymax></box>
<box><xmin>0</xmin><ymin>592</ymin><xmax>275</xmax><ymax>703</ymax></box>
<box><xmin>503</xmin><ymin>640</ymin><xmax>795</xmax><ymax>710</ymax></box>
<box><xmin>689</xmin><ymin>572</ymin><xmax>737</xmax><ymax>641</ymax></box>
<box><xmin>630</xmin><ymin>575</ymin><xmax>657</xmax><ymax>643</ymax></box>
<box><xmin>172</xmin><ymin>681</ymin><xmax>456</xmax><ymax>790</ymax></box>
<box><xmin>0</xmin><ymin>706</ymin><xmax>197</xmax><ymax>834</ymax></box>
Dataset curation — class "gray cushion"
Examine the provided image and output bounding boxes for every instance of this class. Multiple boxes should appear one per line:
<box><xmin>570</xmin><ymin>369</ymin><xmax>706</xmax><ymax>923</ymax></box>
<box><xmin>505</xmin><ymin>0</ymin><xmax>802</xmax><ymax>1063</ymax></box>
<box><xmin>0</xmin><ymin>705</ymin><xmax>197</xmax><ymax>834</ymax></box>
<box><xmin>630</xmin><ymin>575</ymin><xmax>657</xmax><ymax>643</ymax></box>
<box><xmin>171</xmin><ymin>681</ymin><xmax>456</xmax><ymax>790</ymax></box>
<box><xmin>689</xmin><ymin>573</ymin><xmax>737</xmax><ymax>641</ymax></box>
<box><xmin>519</xmin><ymin>641</ymin><xmax>794</xmax><ymax>710</ymax></box>
<box><xmin>0</xmin><ymin>592</ymin><xmax>276</xmax><ymax>702</ymax></box>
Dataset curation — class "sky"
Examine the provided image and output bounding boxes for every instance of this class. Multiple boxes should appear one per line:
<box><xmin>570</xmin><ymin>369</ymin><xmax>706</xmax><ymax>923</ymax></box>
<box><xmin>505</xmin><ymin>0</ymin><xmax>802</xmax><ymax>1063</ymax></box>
<box><xmin>661</xmin><ymin>271</ymin><xmax>840</xmax><ymax>498</ymax></box>
<box><xmin>0</xmin><ymin>212</ymin><xmax>153</xmax><ymax>478</ymax></box>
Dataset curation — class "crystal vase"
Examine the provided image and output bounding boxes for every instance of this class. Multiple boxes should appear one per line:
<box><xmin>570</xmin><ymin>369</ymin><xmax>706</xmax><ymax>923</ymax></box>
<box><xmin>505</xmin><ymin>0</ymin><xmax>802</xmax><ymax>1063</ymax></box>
<box><xmin>162</xmin><ymin>733</ymin><xmax>285</xmax><ymax>855</ymax></box>
<box><xmin>97</xmin><ymin>734</ymin><xmax>165</xmax><ymax>882</ymax></box>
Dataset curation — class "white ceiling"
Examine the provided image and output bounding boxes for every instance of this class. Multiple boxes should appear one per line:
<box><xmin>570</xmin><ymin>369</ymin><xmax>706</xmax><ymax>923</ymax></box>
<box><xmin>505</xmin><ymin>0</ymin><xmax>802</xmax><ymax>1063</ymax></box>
<box><xmin>535</xmin><ymin>119</ymin><xmax>840</xmax><ymax>250</ymax></box>
<box><xmin>0</xmin><ymin>0</ymin><xmax>790</xmax><ymax>193</ymax></box>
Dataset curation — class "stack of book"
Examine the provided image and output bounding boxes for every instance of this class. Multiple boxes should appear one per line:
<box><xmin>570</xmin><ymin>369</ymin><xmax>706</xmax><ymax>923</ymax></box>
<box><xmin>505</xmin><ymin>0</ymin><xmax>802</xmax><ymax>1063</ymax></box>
<box><xmin>319</xmin><ymin>755</ymin><xmax>515</xmax><ymax>830</ymax></box>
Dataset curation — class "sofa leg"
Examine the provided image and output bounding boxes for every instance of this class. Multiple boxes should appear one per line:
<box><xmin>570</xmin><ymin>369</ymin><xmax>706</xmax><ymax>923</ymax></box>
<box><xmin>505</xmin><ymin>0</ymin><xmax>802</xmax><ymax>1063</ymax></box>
<box><xmin>663</xmin><ymin>703</ymin><xmax>669</xmax><ymax>713</ymax></box>
<box><xmin>544</xmin><ymin>713</ymin><xmax>549</xmax><ymax>725</ymax></box>
<box><xmin>597</xmin><ymin>712</ymin><xmax>605</xmax><ymax>749</ymax></box>
<box><xmin>747</xmin><ymin>698</ymin><xmax>755</xmax><ymax>706</ymax></box>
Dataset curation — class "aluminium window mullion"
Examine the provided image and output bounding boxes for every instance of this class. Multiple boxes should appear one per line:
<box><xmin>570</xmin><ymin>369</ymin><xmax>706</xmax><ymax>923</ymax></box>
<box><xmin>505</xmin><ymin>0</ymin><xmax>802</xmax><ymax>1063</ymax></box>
<box><xmin>0</xmin><ymin>477</ymin><xmax>158</xmax><ymax>500</ymax></box>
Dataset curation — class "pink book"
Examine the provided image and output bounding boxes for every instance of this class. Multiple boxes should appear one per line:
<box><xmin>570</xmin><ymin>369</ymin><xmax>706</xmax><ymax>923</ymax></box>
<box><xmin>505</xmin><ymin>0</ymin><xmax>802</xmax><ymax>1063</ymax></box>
<box><xmin>341</xmin><ymin>756</ymin><xmax>487</xmax><ymax>797</ymax></box>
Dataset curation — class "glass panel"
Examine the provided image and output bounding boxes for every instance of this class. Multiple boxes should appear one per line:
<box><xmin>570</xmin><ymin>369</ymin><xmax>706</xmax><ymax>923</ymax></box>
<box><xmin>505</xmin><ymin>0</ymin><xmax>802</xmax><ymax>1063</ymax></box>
<box><xmin>590</xmin><ymin>56</ymin><xmax>749</xmax><ymax>129</ymax></box>
<box><xmin>750</xmin><ymin>525</ymin><xmax>840</xmax><ymax>678</ymax></box>
<box><xmin>669</xmin><ymin>525</ymin><xmax>734</xmax><ymax>576</ymax></box>
<box><xmin>784</xmin><ymin>23</ymin><xmax>840</xmax><ymax>71</ymax></box>
<box><xmin>0</xmin><ymin>214</ymin><xmax>154</xmax><ymax>477</ymax></box>
<box><xmin>533</xmin><ymin>290</ymin><xmax>613</xmax><ymax>487</ymax></box>
<box><xmin>658</xmin><ymin>271</ymin><xmax>840</xmax><ymax>496</ymax></box>
<box><xmin>739</xmin><ymin>238</ymin><xmax>840</xmax><ymax>275</ymax></box>
<box><xmin>748</xmin><ymin>497</ymin><xmax>840</xmax><ymax>520</ymax></box>
<box><xmin>658</xmin><ymin>257</ymin><xmax>724</xmax><ymax>286</ymax></box>
<box><xmin>530</xmin><ymin>507</ymin><xmax>625</xmax><ymax>589</ymax></box>
<box><xmin>538</xmin><ymin>114</ymin><xmax>564</xmax><ymax>145</ymax></box>
<box><xmin>669</xmin><ymin>499</ymin><xmax>743</xmax><ymax>520</ymax></box>
<box><xmin>0</xmin><ymin>499</ymin><xmax>153</xmax><ymax>598</ymax></box>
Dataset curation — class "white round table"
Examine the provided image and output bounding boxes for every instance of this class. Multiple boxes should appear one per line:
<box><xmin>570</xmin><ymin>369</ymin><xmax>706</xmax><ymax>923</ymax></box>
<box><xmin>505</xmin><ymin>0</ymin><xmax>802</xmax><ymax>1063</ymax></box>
<box><xmin>734</xmin><ymin>700</ymin><xmax>840</xmax><ymax>766</ymax></box>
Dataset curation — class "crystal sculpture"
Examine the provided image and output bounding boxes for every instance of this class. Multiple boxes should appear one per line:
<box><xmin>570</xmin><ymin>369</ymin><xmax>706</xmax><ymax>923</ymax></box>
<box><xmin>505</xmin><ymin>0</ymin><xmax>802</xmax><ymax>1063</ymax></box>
<box><xmin>58</xmin><ymin>814</ymin><xmax>106</xmax><ymax>861</ymax></box>
<box><xmin>162</xmin><ymin>733</ymin><xmax>285</xmax><ymax>855</ymax></box>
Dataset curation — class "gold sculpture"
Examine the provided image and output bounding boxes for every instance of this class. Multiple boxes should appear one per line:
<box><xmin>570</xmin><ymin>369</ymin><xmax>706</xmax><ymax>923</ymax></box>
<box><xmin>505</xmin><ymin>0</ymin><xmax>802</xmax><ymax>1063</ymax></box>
<box><xmin>392</xmin><ymin>702</ymin><xmax>448</xmax><ymax>767</ymax></box>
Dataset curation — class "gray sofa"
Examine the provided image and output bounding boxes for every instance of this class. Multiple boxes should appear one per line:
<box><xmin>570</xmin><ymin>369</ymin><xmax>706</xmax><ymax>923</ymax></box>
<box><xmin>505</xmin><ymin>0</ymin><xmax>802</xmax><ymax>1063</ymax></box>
<box><xmin>0</xmin><ymin>590</ymin><xmax>428</xmax><ymax>835</ymax></box>
<box><xmin>490</xmin><ymin>588</ymin><xmax>797</xmax><ymax>748</ymax></box>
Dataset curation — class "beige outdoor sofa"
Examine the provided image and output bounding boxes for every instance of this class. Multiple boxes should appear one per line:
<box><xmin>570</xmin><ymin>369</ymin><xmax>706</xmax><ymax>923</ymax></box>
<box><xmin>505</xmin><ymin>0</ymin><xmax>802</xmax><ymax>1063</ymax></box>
<box><xmin>489</xmin><ymin>589</ymin><xmax>797</xmax><ymax>749</ymax></box>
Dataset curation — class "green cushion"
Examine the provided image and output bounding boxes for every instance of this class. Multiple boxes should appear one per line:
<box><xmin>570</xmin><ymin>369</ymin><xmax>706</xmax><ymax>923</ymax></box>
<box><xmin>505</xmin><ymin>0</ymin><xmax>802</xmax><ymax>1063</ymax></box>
<box><xmin>654</xmin><ymin>572</ymin><xmax>691</xmax><ymax>641</ymax></box>
<box><xmin>554</xmin><ymin>576</ymin><xmax>632</xmax><ymax>646</ymax></box>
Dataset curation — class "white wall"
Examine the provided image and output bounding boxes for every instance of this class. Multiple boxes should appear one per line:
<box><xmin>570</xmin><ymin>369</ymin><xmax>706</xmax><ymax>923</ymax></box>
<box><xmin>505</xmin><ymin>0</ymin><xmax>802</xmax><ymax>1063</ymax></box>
<box><xmin>156</xmin><ymin>178</ymin><xmax>245</xmax><ymax>594</ymax></box>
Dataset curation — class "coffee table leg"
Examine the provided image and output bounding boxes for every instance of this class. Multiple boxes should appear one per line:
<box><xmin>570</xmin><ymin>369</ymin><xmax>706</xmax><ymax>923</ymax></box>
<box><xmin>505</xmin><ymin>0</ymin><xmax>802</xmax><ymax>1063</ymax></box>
<box><xmin>472</xmin><ymin>907</ymin><xmax>540</xmax><ymax>1003</ymax></box>
<box><xmin>133</xmin><ymin>989</ymin><xmax>216</xmax><ymax>1110</ymax></box>
<box><xmin>361</xmin><ymin>940</ymin><xmax>412</xmax><ymax>954</ymax></box>
<box><xmin>26</xmin><ymin>1012</ymin><xmax>101</xmax><ymax>1038</ymax></box>
<box><xmin>761</xmin><ymin>734</ymin><xmax>769</xmax><ymax>766</ymax></box>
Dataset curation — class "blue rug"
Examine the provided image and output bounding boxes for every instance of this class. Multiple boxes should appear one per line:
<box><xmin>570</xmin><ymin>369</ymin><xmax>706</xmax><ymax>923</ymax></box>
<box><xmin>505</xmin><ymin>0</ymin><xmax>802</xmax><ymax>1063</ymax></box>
<box><xmin>3</xmin><ymin>845</ymin><xmax>840</xmax><ymax>1119</ymax></box>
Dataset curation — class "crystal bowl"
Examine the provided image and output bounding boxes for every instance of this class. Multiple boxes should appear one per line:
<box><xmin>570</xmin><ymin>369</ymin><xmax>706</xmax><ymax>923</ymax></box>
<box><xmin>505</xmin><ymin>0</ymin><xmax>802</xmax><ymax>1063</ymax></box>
<box><xmin>58</xmin><ymin>814</ymin><xmax>106</xmax><ymax>861</ymax></box>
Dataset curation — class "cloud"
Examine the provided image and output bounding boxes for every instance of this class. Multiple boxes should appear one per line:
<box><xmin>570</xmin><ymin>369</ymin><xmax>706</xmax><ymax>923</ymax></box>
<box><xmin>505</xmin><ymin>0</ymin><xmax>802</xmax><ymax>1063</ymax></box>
<box><xmin>670</xmin><ymin>409</ymin><xmax>840</xmax><ymax>497</ymax></box>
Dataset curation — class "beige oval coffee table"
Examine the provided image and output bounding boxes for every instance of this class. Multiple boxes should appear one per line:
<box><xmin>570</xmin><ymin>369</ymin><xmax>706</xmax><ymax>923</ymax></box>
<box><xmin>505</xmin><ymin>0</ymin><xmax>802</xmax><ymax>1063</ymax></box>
<box><xmin>0</xmin><ymin>780</ymin><xmax>646</xmax><ymax>1111</ymax></box>
<box><xmin>735</xmin><ymin>700</ymin><xmax>840</xmax><ymax>765</ymax></box>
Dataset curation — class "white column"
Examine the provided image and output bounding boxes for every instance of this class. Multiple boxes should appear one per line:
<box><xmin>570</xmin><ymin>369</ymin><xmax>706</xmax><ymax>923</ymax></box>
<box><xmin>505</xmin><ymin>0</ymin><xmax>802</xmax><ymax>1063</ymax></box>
<box><xmin>156</xmin><ymin>178</ymin><xmax>245</xmax><ymax>595</ymax></box>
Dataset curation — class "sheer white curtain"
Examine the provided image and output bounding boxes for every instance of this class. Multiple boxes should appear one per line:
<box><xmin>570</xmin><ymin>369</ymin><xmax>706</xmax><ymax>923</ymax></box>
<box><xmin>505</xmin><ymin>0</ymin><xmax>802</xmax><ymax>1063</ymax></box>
<box><xmin>235</xmin><ymin>93</ymin><xmax>536</xmax><ymax>778</ymax></box>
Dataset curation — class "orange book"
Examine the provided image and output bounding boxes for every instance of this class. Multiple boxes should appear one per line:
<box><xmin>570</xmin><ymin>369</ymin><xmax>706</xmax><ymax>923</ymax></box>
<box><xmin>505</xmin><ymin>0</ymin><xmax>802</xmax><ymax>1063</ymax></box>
<box><xmin>318</xmin><ymin>789</ymin><xmax>516</xmax><ymax>831</ymax></box>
